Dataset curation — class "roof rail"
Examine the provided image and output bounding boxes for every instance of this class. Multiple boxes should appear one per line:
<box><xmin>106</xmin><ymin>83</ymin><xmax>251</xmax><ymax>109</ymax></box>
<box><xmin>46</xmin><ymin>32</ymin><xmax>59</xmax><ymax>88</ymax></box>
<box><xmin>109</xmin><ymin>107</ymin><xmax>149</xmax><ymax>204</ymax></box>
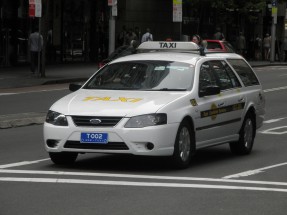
<box><xmin>137</xmin><ymin>41</ymin><xmax>202</xmax><ymax>55</ymax></box>
<box><xmin>205</xmin><ymin>51</ymin><xmax>235</xmax><ymax>54</ymax></box>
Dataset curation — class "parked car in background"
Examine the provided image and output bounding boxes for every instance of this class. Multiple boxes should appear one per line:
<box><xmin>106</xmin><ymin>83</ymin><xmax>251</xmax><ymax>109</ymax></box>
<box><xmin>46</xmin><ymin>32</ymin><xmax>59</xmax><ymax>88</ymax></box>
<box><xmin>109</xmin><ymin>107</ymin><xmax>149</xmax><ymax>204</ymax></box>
<box><xmin>205</xmin><ymin>39</ymin><xmax>235</xmax><ymax>53</ymax></box>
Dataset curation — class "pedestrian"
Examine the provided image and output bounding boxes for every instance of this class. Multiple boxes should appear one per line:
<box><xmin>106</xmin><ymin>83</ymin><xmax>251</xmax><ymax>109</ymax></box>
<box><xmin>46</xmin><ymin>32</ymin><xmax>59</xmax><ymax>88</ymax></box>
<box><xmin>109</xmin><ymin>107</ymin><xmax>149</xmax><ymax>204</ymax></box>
<box><xmin>130</xmin><ymin>40</ymin><xmax>140</xmax><ymax>54</ymax></box>
<box><xmin>134</xmin><ymin>26</ymin><xmax>141</xmax><ymax>43</ymax></box>
<box><xmin>28</xmin><ymin>28</ymin><xmax>43</xmax><ymax>74</ymax></box>
<box><xmin>213</xmin><ymin>27</ymin><xmax>225</xmax><ymax>40</ymax></box>
<box><xmin>275</xmin><ymin>39</ymin><xmax>281</xmax><ymax>61</ymax></box>
<box><xmin>263</xmin><ymin>33</ymin><xmax>271</xmax><ymax>60</ymax></box>
<box><xmin>236</xmin><ymin>32</ymin><xmax>246</xmax><ymax>56</ymax></box>
<box><xmin>254</xmin><ymin>34</ymin><xmax>262</xmax><ymax>60</ymax></box>
<box><xmin>141</xmin><ymin>28</ymin><xmax>153</xmax><ymax>43</ymax></box>
<box><xmin>284</xmin><ymin>37</ymin><xmax>287</xmax><ymax>62</ymax></box>
<box><xmin>165</xmin><ymin>35</ymin><xmax>173</xmax><ymax>41</ymax></box>
<box><xmin>192</xmin><ymin>34</ymin><xmax>206</xmax><ymax>55</ymax></box>
<box><xmin>124</xmin><ymin>28</ymin><xmax>138</xmax><ymax>46</ymax></box>
<box><xmin>117</xmin><ymin>25</ymin><xmax>127</xmax><ymax>47</ymax></box>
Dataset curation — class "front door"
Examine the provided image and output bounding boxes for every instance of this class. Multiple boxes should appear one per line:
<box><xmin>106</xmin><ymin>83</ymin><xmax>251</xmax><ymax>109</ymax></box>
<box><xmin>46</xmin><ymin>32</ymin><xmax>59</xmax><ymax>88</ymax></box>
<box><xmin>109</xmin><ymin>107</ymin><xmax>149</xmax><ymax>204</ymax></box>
<box><xmin>194</xmin><ymin>60</ymin><xmax>244</xmax><ymax>148</ymax></box>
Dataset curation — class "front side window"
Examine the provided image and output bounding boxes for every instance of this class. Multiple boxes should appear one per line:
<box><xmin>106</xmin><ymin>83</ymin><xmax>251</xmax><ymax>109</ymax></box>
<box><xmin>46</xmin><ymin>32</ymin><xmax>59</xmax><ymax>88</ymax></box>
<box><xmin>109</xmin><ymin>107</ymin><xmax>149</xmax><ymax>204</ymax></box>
<box><xmin>199</xmin><ymin>62</ymin><xmax>217</xmax><ymax>92</ymax></box>
<box><xmin>209</xmin><ymin>60</ymin><xmax>241</xmax><ymax>90</ymax></box>
<box><xmin>227</xmin><ymin>59</ymin><xmax>259</xmax><ymax>86</ymax></box>
<box><xmin>84</xmin><ymin>61</ymin><xmax>195</xmax><ymax>91</ymax></box>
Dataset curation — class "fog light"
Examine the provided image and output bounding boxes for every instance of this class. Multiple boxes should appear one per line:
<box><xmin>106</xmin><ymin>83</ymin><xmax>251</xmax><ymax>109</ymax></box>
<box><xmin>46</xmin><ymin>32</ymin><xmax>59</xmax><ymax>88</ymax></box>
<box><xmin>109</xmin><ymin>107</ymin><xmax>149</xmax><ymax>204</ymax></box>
<box><xmin>146</xmin><ymin>142</ymin><xmax>154</xmax><ymax>150</ymax></box>
<box><xmin>46</xmin><ymin>139</ymin><xmax>59</xmax><ymax>148</ymax></box>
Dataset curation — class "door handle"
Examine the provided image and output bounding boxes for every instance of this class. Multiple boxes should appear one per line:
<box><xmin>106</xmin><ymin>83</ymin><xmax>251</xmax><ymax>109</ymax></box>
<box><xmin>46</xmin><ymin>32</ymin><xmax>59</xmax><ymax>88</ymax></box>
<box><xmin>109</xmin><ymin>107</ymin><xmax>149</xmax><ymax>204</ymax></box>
<box><xmin>217</xmin><ymin>102</ymin><xmax>225</xmax><ymax>107</ymax></box>
<box><xmin>238</xmin><ymin>98</ymin><xmax>245</xmax><ymax>102</ymax></box>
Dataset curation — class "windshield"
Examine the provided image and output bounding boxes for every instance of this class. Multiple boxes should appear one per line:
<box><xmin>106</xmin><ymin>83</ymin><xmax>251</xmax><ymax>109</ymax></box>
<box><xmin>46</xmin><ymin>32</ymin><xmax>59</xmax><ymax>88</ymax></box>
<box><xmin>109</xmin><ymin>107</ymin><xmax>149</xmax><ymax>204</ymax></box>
<box><xmin>84</xmin><ymin>61</ymin><xmax>194</xmax><ymax>91</ymax></box>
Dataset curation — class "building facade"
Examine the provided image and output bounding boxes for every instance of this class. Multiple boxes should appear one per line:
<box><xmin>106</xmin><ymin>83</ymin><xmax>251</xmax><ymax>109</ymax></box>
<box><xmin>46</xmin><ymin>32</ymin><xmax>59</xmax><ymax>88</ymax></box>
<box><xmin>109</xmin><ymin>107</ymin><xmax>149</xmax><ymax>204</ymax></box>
<box><xmin>0</xmin><ymin>0</ymin><xmax>109</xmax><ymax>67</ymax></box>
<box><xmin>0</xmin><ymin>0</ymin><xmax>286</xmax><ymax>67</ymax></box>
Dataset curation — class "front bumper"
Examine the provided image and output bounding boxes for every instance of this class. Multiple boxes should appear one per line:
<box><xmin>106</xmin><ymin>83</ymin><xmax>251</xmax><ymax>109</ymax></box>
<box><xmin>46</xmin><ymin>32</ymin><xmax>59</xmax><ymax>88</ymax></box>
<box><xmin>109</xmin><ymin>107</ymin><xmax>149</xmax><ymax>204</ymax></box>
<box><xmin>43</xmin><ymin>116</ymin><xmax>179</xmax><ymax>156</ymax></box>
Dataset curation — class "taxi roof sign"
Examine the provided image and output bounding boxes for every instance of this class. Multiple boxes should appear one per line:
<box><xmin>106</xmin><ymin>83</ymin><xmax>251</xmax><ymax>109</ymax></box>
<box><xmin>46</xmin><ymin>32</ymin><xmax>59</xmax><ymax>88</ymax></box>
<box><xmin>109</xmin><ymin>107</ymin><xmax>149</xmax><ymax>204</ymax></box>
<box><xmin>137</xmin><ymin>41</ymin><xmax>200</xmax><ymax>52</ymax></box>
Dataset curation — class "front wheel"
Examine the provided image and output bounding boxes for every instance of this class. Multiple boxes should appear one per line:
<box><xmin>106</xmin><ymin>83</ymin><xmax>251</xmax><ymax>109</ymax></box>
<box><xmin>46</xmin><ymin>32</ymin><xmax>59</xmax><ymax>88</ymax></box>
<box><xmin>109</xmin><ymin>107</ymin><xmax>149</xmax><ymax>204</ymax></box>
<box><xmin>49</xmin><ymin>152</ymin><xmax>78</xmax><ymax>165</ymax></box>
<box><xmin>229</xmin><ymin>114</ymin><xmax>255</xmax><ymax>155</ymax></box>
<box><xmin>172</xmin><ymin>120</ymin><xmax>195</xmax><ymax>169</ymax></box>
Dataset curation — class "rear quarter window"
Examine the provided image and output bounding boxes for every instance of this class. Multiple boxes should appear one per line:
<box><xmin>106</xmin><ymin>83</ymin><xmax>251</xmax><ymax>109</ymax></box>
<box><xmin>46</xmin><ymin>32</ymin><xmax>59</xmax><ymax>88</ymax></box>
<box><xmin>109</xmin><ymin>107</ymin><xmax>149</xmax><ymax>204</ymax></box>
<box><xmin>227</xmin><ymin>59</ymin><xmax>259</xmax><ymax>86</ymax></box>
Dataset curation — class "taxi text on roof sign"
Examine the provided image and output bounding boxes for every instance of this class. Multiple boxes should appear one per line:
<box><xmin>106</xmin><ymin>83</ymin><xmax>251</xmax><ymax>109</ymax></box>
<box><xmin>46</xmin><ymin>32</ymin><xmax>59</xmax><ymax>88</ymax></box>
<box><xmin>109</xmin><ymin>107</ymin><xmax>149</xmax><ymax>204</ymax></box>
<box><xmin>137</xmin><ymin>41</ymin><xmax>200</xmax><ymax>51</ymax></box>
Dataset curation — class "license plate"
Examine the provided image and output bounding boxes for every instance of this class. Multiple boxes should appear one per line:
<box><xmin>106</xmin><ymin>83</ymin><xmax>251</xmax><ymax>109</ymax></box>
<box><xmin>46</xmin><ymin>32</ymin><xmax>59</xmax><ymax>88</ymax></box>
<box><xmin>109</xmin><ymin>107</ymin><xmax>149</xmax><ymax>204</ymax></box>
<box><xmin>80</xmin><ymin>133</ymin><xmax>108</xmax><ymax>144</ymax></box>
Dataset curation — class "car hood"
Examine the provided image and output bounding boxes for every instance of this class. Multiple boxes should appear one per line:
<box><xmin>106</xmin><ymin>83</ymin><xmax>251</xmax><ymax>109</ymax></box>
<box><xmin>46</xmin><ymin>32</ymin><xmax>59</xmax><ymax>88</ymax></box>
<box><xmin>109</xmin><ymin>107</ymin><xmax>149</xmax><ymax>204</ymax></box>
<box><xmin>50</xmin><ymin>89</ymin><xmax>187</xmax><ymax>117</ymax></box>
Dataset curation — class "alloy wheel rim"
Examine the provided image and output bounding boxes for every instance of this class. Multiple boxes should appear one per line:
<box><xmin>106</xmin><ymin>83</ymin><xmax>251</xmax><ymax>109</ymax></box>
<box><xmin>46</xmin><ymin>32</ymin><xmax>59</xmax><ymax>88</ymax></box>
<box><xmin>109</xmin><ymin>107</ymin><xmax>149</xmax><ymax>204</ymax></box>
<box><xmin>244</xmin><ymin>119</ymin><xmax>253</xmax><ymax>148</ymax></box>
<box><xmin>179</xmin><ymin>127</ymin><xmax>191</xmax><ymax>162</ymax></box>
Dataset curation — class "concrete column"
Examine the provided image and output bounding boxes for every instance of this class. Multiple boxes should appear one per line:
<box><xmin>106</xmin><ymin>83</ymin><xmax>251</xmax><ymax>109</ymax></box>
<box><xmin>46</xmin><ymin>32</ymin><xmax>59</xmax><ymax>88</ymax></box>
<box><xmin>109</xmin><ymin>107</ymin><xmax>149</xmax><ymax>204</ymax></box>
<box><xmin>270</xmin><ymin>19</ymin><xmax>276</xmax><ymax>62</ymax></box>
<box><xmin>108</xmin><ymin>8</ymin><xmax>115</xmax><ymax>55</ymax></box>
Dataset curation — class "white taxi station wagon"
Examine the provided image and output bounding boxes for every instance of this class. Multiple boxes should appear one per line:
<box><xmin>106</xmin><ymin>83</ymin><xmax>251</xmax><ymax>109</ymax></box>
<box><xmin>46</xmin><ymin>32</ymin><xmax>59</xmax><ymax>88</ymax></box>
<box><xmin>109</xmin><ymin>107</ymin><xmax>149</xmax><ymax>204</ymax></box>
<box><xmin>43</xmin><ymin>41</ymin><xmax>265</xmax><ymax>169</ymax></box>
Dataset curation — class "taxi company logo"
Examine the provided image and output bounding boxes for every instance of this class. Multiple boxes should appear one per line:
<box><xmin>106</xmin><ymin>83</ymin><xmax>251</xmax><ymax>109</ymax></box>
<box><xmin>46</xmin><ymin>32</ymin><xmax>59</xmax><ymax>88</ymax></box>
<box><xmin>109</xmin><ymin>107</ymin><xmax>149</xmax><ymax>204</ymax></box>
<box><xmin>200</xmin><ymin>102</ymin><xmax>245</xmax><ymax>120</ymax></box>
<box><xmin>90</xmin><ymin>119</ymin><xmax>102</xmax><ymax>124</ymax></box>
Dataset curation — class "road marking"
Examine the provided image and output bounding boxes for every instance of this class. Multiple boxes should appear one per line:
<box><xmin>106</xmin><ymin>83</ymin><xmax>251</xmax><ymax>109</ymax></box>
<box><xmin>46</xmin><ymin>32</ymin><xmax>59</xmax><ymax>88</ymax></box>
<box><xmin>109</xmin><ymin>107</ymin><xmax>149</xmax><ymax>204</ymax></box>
<box><xmin>0</xmin><ymin>93</ymin><xmax>16</xmax><ymax>96</ymax></box>
<box><xmin>1</xmin><ymin>162</ymin><xmax>287</xmax><ymax>192</ymax></box>
<box><xmin>0</xmin><ymin>159</ymin><xmax>50</xmax><ymax>169</ymax></box>
<box><xmin>264</xmin><ymin>117</ymin><xmax>286</xmax><ymax>124</ymax></box>
<box><xmin>260</xmin><ymin>126</ymin><xmax>287</xmax><ymax>135</ymax></box>
<box><xmin>1</xmin><ymin>169</ymin><xmax>287</xmax><ymax>187</ymax></box>
<box><xmin>0</xmin><ymin>88</ymin><xmax>68</xmax><ymax>96</ymax></box>
<box><xmin>223</xmin><ymin>162</ymin><xmax>287</xmax><ymax>179</ymax></box>
<box><xmin>264</xmin><ymin>86</ymin><xmax>287</xmax><ymax>93</ymax></box>
<box><xmin>1</xmin><ymin>177</ymin><xmax>287</xmax><ymax>193</ymax></box>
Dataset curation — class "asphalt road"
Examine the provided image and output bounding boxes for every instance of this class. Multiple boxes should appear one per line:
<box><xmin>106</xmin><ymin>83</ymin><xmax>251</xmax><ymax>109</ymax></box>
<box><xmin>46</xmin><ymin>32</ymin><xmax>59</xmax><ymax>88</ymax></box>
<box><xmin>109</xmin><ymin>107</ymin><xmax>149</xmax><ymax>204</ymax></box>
<box><xmin>1</xmin><ymin>66</ymin><xmax>287</xmax><ymax>215</ymax></box>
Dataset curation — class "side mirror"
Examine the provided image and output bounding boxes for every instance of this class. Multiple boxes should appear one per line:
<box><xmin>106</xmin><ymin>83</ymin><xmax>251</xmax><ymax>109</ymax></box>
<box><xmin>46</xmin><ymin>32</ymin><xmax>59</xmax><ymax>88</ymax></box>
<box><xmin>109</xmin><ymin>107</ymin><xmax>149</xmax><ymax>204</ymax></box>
<box><xmin>69</xmin><ymin>83</ymin><xmax>82</xmax><ymax>92</ymax></box>
<box><xmin>199</xmin><ymin>85</ymin><xmax>220</xmax><ymax>97</ymax></box>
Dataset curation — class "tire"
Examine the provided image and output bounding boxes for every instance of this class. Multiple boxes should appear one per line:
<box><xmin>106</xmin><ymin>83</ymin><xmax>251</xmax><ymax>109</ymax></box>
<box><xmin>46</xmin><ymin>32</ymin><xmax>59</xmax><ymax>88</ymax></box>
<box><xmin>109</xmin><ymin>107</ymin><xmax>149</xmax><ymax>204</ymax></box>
<box><xmin>49</xmin><ymin>152</ymin><xmax>78</xmax><ymax>165</ymax></box>
<box><xmin>172</xmin><ymin>120</ymin><xmax>195</xmax><ymax>169</ymax></box>
<box><xmin>229</xmin><ymin>113</ymin><xmax>255</xmax><ymax>155</ymax></box>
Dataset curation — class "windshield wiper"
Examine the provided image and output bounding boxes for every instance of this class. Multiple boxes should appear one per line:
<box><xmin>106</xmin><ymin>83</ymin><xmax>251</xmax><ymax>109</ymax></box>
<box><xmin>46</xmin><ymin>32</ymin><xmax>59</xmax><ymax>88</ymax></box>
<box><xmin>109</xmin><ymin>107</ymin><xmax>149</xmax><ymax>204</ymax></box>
<box><xmin>86</xmin><ymin>87</ymin><xmax>142</xmax><ymax>90</ymax></box>
<box><xmin>146</xmin><ymin>88</ymin><xmax>187</xmax><ymax>91</ymax></box>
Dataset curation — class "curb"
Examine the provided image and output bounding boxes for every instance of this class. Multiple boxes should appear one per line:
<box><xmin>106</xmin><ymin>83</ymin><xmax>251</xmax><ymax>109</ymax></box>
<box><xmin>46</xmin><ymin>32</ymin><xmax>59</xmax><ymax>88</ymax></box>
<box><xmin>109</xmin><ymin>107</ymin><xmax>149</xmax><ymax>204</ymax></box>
<box><xmin>0</xmin><ymin>112</ymin><xmax>46</xmax><ymax>129</ymax></box>
<box><xmin>42</xmin><ymin>77</ymin><xmax>88</xmax><ymax>85</ymax></box>
<box><xmin>250</xmin><ymin>63</ymin><xmax>287</xmax><ymax>68</ymax></box>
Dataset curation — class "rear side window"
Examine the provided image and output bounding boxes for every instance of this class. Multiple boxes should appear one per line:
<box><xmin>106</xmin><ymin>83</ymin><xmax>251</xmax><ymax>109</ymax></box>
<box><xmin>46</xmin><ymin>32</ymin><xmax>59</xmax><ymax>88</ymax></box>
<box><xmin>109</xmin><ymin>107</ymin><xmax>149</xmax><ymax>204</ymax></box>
<box><xmin>227</xmin><ymin>59</ymin><xmax>259</xmax><ymax>86</ymax></box>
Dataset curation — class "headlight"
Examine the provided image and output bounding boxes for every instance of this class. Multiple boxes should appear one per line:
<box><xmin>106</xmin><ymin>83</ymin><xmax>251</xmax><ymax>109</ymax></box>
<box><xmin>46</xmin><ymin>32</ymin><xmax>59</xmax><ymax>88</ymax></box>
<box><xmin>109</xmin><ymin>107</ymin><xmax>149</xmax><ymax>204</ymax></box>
<box><xmin>46</xmin><ymin>110</ymin><xmax>68</xmax><ymax>126</ymax></box>
<box><xmin>125</xmin><ymin>114</ymin><xmax>167</xmax><ymax>128</ymax></box>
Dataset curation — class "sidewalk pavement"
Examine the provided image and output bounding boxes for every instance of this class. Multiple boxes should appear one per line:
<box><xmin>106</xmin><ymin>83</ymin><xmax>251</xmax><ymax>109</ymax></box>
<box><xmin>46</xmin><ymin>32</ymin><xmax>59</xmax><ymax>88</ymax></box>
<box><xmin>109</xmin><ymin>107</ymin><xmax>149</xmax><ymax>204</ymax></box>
<box><xmin>0</xmin><ymin>62</ymin><xmax>98</xmax><ymax>90</ymax></box>
<box><xmin>0</xmin><ymin>60</ymin><xmax>286</xmax><ymax>129</ymax></box>
<box><xmin>0</xmin><ymin>62</ymin><xmax>98</xmax><ymax>129</ymax></box>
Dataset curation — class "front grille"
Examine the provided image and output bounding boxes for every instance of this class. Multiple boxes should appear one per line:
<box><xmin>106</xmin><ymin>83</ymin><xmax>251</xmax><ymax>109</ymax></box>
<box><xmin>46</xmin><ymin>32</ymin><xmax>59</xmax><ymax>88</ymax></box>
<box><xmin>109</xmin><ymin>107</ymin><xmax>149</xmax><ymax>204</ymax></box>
<box><xmin>71</xmin><ymin>116</ymin><xmax>123</xmax><ymax>127</ymax></box>
<box><xmin>64</xmin><ymin>141</ymin><xmax>129</xmax><ymax>150</ymax></box>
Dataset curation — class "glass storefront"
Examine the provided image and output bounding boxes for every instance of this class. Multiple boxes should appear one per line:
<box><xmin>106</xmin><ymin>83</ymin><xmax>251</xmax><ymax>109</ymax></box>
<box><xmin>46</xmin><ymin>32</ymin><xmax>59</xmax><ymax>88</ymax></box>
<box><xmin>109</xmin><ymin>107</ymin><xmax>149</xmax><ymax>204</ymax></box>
<box><xmin>0</xmin><ymin>0</ymin><xmax>108</xmax><ymax>67</ymax></box>
<box><xmin>0</xmin><ymin>0</ymin><xmax>29</xmax><ymax>66</ymax></box>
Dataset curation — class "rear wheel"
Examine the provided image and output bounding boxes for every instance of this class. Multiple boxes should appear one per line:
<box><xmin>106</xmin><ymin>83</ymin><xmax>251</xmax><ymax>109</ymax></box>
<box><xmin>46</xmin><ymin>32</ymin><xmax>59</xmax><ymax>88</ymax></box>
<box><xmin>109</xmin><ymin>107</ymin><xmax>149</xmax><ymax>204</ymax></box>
<box><xmin>172</xmin><ymin>120</ymin><xmax>195</xmax><ymax>169</ymax></box>
<box><xmin>229</xmin><ymin>114</ymin><xmax>255</xmax><ymax>155</ymax></box>
<box><xmin>49</xmin><ymin>152</ymin><xmax>78</xmax><ymax>165</ymax></box>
